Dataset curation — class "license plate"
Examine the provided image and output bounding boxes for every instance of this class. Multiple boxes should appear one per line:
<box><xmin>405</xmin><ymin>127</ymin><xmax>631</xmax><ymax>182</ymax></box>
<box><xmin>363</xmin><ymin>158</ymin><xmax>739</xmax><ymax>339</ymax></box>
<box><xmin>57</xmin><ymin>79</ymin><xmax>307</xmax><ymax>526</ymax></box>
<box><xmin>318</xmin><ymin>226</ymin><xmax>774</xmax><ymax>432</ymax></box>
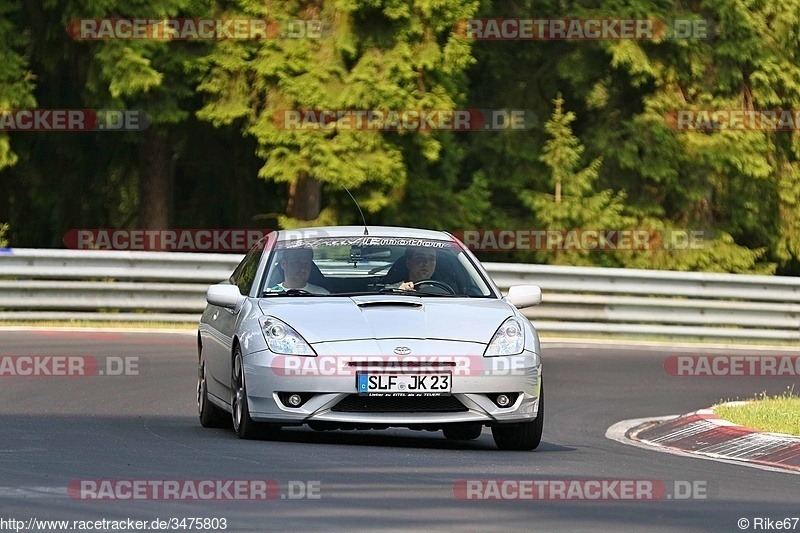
<box><xmin>357</xmin><ymin>372</ymin><xmax>451</xmax><ymax>396</ymax></box>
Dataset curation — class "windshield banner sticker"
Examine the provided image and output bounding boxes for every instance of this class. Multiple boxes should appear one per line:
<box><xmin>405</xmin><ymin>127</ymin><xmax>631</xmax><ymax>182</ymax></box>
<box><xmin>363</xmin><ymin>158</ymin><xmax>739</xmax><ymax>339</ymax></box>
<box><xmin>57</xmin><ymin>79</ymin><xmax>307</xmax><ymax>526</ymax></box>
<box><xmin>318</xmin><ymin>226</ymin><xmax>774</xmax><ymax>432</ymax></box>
<box><xmin>278</xmin><ymin>236</ymin><xmax>455</xmax><ymax>249</ymax></box>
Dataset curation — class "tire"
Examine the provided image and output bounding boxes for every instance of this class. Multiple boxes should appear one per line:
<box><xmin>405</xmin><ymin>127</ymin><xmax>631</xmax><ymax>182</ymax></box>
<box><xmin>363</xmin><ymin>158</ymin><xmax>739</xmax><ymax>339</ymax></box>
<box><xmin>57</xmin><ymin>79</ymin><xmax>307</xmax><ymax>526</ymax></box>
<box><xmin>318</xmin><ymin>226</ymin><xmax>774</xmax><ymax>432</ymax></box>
<box><xmin>231</xmin><ymin>345</ymin><xmax>263</xmax><ymax>439</ymax></box>
<box><xmin>491</xmin><ymin>381</ymin><xmax>544</xmax><ymax>451</ymax></box>
<box><xmin>198</xmin><ymin>350</ymin><xmax>227</xmax><ymax>428</ymax></box>
<box><xmin>442</xmin><ymin>423</ymin><xmax>483</xmax><ymax>441</ymax></box>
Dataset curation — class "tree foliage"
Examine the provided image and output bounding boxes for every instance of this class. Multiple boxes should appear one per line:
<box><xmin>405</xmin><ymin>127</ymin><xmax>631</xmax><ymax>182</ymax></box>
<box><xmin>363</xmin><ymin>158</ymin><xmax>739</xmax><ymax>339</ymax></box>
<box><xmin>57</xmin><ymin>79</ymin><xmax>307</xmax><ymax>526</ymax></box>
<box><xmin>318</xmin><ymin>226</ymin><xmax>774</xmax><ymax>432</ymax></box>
<box><xmin>0</xmin><ymin>0</ymin><xmax>798</xmax><ymax>275</ymax></box>
<box><xmin>0</xmin><ymin>0</ymin><xmax>36</xmax><ymax>170</ymax></box>
<box><xmin>198</xmin><ymin>0</ymin><xmax>480</xmax><ymax>226</ymax></box>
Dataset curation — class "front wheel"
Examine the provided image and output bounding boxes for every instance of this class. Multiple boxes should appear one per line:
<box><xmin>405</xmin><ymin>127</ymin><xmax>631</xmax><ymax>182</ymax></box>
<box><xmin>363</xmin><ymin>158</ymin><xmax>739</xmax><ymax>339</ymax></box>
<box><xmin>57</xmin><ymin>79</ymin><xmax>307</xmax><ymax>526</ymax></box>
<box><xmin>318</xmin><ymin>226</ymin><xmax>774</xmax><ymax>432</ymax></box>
<box><xmin>231</xmin><ymin>346</ymin><xmax>263</xmax><ymax>439</ymax></box>
<box><xmin>491</xmin><ymin>381</ymin><xmax>544</xmax><ymax>451</ymax></box>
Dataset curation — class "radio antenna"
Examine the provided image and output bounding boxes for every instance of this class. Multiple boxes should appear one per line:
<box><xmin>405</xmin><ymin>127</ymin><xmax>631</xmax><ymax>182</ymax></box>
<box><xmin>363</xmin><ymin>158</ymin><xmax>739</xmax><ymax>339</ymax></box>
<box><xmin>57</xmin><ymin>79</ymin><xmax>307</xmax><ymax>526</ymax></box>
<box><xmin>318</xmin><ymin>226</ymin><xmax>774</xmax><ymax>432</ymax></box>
<box><xmin>342</xmin><ymin>185</ymin><xmax>369</xmax><ymax>235</ymax></box>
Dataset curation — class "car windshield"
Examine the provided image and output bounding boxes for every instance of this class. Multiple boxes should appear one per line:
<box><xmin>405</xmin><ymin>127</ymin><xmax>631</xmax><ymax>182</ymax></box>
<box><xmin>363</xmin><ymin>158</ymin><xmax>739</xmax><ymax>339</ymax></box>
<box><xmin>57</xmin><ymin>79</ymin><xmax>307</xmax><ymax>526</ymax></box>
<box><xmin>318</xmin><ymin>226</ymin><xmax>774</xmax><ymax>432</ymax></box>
<box><xmin>260</xmin><ymin>236</ymin><xmax>494</xmax><ymax>297</ymax></box>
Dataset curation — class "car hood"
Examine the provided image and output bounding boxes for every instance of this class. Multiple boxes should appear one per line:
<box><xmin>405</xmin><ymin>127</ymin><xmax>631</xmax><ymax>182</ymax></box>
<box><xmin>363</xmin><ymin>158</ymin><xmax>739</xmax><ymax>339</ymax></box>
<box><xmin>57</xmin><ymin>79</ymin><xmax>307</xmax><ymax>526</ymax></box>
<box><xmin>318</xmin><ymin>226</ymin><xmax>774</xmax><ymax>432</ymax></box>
<box><xmin>258</xmin><ymin>295</ymin><xmax>514</xmax><ymax>344</ymax></box>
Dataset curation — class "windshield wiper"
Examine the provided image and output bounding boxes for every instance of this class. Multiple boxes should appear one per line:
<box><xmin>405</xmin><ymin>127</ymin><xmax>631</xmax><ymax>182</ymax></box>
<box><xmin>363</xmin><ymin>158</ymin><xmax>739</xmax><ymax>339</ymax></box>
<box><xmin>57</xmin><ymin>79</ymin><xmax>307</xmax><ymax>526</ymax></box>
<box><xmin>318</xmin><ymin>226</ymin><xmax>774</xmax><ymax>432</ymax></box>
<box><xmin>262</xmin><ymin>288</ymin><xmax>320</xmax><ymax>296</ymax></box>
<box><xmin>378</xmin><ymin>287</ymin><xmax>418</xmax><ymax>295</ymax></box>
<box><xmin>414</xmin><ymin>293</ymin><xmax>461</xmax><ymax>297</ymax></box>
<box><xmin>332</xmin><ymin>291</ymin><xmax>383</xmax><ymax>297</ymax></box>
<box><xmin>379</xmin><ymin>287</ymin><xmax>464</xmax><ymax>297</ymax></box>
<box><xmin>330</xmin><ymin>290</ymin><xmax>461</xmax><ymax>297</ymax></box>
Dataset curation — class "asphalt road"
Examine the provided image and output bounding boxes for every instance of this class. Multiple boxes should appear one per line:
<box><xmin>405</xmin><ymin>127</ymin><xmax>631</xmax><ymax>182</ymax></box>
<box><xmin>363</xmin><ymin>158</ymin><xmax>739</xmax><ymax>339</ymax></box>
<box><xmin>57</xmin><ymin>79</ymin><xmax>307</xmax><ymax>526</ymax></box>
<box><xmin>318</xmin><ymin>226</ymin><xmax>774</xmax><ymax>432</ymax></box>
<box><xmin>0</xmin><ymin>330</ymin><xmax>797</xmax><ymax>532</ymax></box>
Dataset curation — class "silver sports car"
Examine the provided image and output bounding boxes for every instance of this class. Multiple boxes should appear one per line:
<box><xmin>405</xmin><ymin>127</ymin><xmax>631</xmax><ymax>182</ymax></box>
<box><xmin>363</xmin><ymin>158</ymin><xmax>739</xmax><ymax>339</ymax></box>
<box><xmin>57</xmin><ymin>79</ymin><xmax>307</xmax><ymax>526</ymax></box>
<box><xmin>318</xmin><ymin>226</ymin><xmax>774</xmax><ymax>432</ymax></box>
<box><xmin>197</xmin><ymin>226</ymin><xmax>544</xmax><ymax>450</ymax></box>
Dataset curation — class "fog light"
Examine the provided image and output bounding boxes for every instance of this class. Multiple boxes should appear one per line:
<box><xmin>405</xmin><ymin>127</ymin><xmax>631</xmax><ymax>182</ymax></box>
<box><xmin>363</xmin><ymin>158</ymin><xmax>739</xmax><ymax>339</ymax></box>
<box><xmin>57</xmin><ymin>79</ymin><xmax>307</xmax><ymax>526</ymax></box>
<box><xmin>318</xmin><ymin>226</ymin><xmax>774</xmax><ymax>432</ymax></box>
<box><xmin>496</xmin><ymin>394</ymin><xmax>510</xmax><ymax>407</ymax></box>
<box><xmin>288</xmin><ymin>394</ymin><xmax>303</xmax><ymax>407</ymax></box>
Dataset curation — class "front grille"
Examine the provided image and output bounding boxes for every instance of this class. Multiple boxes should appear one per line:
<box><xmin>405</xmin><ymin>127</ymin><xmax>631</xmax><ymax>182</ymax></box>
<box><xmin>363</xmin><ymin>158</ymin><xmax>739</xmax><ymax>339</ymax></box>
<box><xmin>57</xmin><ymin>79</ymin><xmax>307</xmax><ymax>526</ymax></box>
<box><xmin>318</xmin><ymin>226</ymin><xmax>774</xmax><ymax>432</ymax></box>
<box><xmin>346</xmin><ymin>361</ymin><xmax>457</xmax><ymax>369</ymax></box>
<box><xmin>331</xmin><ymin>394</ymin><xmax>467</xmax><ymax>413</ymax></box>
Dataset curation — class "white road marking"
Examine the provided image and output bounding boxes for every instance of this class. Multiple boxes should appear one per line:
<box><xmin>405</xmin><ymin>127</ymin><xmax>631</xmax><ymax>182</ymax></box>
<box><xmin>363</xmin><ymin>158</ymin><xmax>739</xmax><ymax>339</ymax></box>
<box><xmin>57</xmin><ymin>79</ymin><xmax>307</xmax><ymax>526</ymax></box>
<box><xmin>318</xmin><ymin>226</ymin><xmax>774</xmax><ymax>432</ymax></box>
<box><xmin>0</xmin><ymin>486</ymin><xmax>67</xmax><ymax>498</ymax></box>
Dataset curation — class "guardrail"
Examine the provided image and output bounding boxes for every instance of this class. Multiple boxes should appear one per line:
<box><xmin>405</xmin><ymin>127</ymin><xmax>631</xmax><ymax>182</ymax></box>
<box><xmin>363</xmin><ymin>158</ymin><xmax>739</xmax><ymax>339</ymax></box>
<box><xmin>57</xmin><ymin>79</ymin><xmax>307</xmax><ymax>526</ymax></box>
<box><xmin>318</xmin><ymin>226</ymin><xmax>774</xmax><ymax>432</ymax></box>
<box><xmin>0</xmin><ymin>248</ymin><xmax>798</xmax><ymax>342</ymax></box>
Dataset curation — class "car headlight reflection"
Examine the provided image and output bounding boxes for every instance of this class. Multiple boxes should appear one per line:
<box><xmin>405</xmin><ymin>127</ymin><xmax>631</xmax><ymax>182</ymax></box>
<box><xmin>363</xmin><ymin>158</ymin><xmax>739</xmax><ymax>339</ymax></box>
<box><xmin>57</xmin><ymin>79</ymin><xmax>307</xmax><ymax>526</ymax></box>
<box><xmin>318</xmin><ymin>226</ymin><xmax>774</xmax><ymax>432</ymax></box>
<box><xmin>484</xmin><ymin>317</ymin><xmax>524</xmax><ymax>356</ymax></box>
<box><xmin>259</xmin><ymin>317</ymin><xmax>316</xmax><ymax>356</ymax></box>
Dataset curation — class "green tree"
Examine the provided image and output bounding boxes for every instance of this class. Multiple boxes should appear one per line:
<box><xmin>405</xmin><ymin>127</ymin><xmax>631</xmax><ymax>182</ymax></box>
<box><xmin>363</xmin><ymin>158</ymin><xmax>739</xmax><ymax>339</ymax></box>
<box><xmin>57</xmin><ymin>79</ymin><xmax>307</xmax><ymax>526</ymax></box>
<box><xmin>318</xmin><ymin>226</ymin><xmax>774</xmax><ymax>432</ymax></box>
<box><xmin>70</xmin><ymin>0</ymin><xmax>211</xmax><ymax>230</ymax></box>
<box><xmin>4</xmin><ymin>0</ymin><xmax>212</xmax><ymax>245</ymax></box>
<box><xmin>0</xmin><ymin>0</ymin><xmax>797</xmax><ymax>277</ymax></box>
<box><xmin>460</xmin><ymin>0</ymin><xmax>791</xmax><ymax>273</ymax></box>
<box><xmin>520</xmin><ymin>94</ymin><xmax>633</xmax><ymax>266</ymax></box>
<box><xmin>0</xmin><ymin>0</ymin><xmax>36</xmax><ymax>170</ymax></box>
<box><xmin>566</xmin><ymin>0</ymin><xmax>794</xmax><ymax>273</ymax></box>
<box><xmin>198</xmin><ymin>0</ymin><xmax>480</xmax><ymax>226</ymax></box>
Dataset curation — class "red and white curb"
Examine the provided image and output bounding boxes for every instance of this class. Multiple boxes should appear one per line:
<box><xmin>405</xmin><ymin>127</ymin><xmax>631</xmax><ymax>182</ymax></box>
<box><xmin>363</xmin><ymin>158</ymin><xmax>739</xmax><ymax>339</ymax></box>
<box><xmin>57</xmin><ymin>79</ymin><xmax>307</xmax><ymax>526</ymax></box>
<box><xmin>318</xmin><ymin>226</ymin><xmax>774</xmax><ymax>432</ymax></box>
<box><xmin>607</xmin><ymin>408</ymin><xmax>800</xmax><ymax>475</ymax></box>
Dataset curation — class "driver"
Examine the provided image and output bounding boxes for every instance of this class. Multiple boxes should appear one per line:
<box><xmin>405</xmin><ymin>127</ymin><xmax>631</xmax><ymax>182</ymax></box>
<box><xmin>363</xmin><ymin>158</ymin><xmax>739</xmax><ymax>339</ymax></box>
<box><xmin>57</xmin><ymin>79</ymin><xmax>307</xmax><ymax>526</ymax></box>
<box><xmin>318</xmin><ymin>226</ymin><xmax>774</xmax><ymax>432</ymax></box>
<box><xmin>395</xmin><ymin>247</ymin><xmax>437</xmax><ymax>291</ymax></box>
<box><xmin>270</xmin><ymin>248</ymin><xmax>330</xmax><ymax>295</ymax></box>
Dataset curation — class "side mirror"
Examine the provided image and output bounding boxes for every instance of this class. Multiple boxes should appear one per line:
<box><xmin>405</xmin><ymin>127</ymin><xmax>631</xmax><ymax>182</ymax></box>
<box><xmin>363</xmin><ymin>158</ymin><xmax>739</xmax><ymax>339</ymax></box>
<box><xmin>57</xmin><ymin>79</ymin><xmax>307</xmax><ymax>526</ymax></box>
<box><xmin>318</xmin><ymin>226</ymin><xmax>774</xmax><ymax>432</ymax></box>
<box><xmin>506</xmin><ymin>285</ymin><xmax>542</xmax><ymax>309</ymax></box>
<box><xmin>207</xmin><ymin>284</ymin><xmax>245</xmax><ymax>310</ymax></box>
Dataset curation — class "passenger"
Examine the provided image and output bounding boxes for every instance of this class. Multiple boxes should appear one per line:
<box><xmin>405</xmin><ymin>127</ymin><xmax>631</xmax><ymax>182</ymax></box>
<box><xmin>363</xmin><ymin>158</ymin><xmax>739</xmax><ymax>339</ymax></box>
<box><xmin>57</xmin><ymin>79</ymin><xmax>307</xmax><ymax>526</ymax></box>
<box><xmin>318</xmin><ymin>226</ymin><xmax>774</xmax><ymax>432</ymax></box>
<box><xmin>270</xmin><ymin>248</ymin><xmax>329</xmax><ymax>295</ymax></box>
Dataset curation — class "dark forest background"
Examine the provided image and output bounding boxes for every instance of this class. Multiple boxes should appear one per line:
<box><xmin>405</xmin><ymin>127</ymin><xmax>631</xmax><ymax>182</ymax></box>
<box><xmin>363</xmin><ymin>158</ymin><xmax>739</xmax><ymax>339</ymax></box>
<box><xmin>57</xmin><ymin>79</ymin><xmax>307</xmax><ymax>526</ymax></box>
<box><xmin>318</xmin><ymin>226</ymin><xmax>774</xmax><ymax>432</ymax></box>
<box><xmin>1</xmin><ymin>0</ymin><xmax>798</xmax><ymax>275</ymax></box>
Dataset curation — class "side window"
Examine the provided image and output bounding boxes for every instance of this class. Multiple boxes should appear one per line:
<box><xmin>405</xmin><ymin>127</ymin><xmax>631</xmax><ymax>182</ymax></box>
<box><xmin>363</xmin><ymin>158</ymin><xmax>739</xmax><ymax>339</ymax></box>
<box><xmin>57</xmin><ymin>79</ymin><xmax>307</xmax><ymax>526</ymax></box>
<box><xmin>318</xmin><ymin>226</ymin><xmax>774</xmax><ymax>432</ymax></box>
<box><xmin>230</xmin><ymin>246</ymin><xmax>263</xmax><ymax>296</ymax></box>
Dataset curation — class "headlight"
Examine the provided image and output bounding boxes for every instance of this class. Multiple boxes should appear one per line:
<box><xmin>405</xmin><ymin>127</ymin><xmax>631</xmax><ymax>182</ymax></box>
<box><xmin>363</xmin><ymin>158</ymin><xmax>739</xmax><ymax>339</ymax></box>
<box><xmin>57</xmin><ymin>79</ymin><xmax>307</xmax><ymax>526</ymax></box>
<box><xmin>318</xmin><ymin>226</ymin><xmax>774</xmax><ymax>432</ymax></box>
<box><xmin>259</xmin><ymin>317</ymin><xmax>316</xmax><ymax>356</ymax></box>
<box><xmin>484</xmin><ymin>317</ymin><xmax>524</xmax><ymax>356</ymax></box>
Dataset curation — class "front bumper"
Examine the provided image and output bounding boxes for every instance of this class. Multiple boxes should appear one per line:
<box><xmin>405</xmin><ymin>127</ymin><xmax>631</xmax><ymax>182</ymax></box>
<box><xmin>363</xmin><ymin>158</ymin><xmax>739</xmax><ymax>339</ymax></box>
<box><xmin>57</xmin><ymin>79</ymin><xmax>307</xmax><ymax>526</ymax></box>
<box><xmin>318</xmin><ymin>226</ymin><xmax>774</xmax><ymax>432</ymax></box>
<box><xmin>242</xmin><ymin>339</ymin><xmax>541</xmax><ymax>427</ymax></box>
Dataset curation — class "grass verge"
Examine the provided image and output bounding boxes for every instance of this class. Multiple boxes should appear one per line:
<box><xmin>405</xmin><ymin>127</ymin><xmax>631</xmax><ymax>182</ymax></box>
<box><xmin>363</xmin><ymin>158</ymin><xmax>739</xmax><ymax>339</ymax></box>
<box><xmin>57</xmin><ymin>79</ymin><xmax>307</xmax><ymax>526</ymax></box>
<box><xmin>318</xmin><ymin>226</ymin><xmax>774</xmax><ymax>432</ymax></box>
<box><xmin>713</xmin><ymin>388</ymin><xmax>800</xmax><ymax>436</ymax></box>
